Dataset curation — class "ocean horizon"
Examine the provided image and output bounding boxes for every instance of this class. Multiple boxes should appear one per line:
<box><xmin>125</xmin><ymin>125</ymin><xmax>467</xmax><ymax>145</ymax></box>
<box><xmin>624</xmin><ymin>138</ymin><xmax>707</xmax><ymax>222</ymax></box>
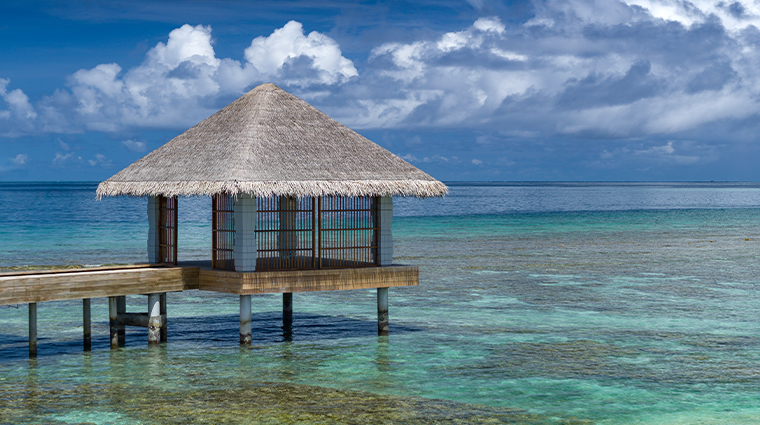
<box><xmin>2</xmin><ymin>181</ymin><xmax>760</xmax><ymax>424</ymax></box>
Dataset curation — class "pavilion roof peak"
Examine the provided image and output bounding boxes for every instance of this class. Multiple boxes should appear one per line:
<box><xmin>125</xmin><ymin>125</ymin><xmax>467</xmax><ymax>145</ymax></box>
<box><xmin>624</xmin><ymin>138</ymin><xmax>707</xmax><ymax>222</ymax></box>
<box><xmin>97</xmin><ymin>83</ymin><xmax>447</xmax><ymax>199</ymax></box>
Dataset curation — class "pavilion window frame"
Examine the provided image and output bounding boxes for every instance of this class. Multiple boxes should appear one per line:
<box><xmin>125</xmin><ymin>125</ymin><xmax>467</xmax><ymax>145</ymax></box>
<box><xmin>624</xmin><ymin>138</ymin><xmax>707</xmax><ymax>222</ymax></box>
<box><xmin>158</xmin><ymin>195</ymin><xmax>178</xmax><ymax>265</ymax></box>
<box><xmin>254</xmin><ymin>195</ymin><xmax>379</xmax><ymax>272</ymax></box>
<box><xmin>212</xmin><ymin>194</ymin><xmax>235</xmax><ymax>271</ymax></box>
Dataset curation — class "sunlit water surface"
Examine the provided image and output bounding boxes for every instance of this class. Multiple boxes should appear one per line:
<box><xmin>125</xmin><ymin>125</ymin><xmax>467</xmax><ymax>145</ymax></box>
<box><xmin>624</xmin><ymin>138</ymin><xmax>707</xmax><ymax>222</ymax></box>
<box><xmin>1</xmin><ymin>182</ymin><xmax>760</xmax><ymax>424</ymax></box>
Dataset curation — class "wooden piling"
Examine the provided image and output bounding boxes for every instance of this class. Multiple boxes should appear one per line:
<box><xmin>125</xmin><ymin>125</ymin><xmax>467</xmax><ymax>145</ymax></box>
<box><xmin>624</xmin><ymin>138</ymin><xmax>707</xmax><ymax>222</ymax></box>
<box><xmin>83</xmin><ymin>298</ymin><xmax>91</xmax><ymax>351</ymax></box>
<box><xmin>117</xmin><ymin>295</ymin><xmax>126</xmax><ymax>346</ymax></box>
<box><xmin>29</xmin><ymin>302</ymin><xmax>37</xmax><ymax>358</ymax></box>
<box><xmin>240</xmin><ymin>295</ymin><xmax>251</xmax><ymax>344</ymax></box>
<box><xmin>283</xmin><ymin>292</ymin><xmax>292</xmax><ymax>326</ymax></box>
<box><xmin>147</xmin><ymin>294</ymin><xmax>161</xmax><ymax>345</ymax></box>
<box><xmin>108</xmin><ymin>296</ymin><xmax>118</xmax><ymax>349</ymax></box>
<box><xmin>160</xmin><ymin>292</ymin><xmax>167</xmax><ymax>342</ymax></box>
<box><xmin>377</xmin><ymin>287</ymin><xmax>389</xmax><ymax>336</ymax></box>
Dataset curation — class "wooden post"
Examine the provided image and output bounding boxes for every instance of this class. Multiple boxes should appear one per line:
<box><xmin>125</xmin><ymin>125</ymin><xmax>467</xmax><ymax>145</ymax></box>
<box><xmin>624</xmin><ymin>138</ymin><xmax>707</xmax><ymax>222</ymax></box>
<box><xmin>117</xmin><ymin>295</ymin><xmax>126</xmax><ymax>346</ymax></box>
<box><xmin>283</xmin><ymin>292</ymin><xmax>292</xmax><ymax>326</ymax></box>
<box><xmin>83</xmin><ymin>298</ymin><xmax>91</xmax><ymax>351</ymax></box>
<box><xmin>240</xmin><ymin>295</ymin><xmax>251</xmax><ymax>345</ymax></box>
<box><xmin>148</xmin><ymin>294</ymin><xmax>161</xmax><ymax>345</ymax></box>
<box><xmin>29</xmin><ymin>303</ymin><xmax>37</xmax><ymax>358</ymax></box>
<box><xmin>160</xmin><ymin>292</ymin><xmax>167</xmax><ymax>342</ymax></box>
<box><xmin>109</xmin><ymin>296</ymin><xmax>118</xmax><ymax>349</ymax></box>
<box><xmin>377</xmin><ymin>288</ymin><xmax>389</xmax><ymax>336</ymax></box>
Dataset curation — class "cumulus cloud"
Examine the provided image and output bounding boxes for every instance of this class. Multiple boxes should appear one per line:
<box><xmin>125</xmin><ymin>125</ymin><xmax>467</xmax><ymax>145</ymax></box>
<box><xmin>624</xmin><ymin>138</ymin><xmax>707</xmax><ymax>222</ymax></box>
<box><xmin>0</xmin><ymin>79</ymin><xmax>37</xmax><ymax>136</ymax></box>
<box><xmin>52</xmin><ymin>152</ymin><xmax>82</xmax><ymax>166</ymax></box>
<box><xmin>244</xmin><ymin>21</ymin><xmax>358</xmax><ymax>86</ymax></box>
<box><xmin>88</xmin><ymin>153</ymin><xmax>112</xmax><ymax>167</ymax></box>
<box><xmin>335</xmin><ymin>1</ymin><xmax>760</xmax><ymax>145</ymax></box>
<box><xmin>3</xmin><ymin>3</ymin><xmax>760</xmax><ymax>154</ymax></box>
<box><xmin>122</xmin><ymin>139</ymin><xmax>147</xmax><ymax>152</ymax></box>
<box><xmin>3</xmin><ymin>22</ymin><xmax>357</xmax><ymax>137</ymax></box>
<box><xmin>12</xmin><ymin>154</ymin><xmax>27</xmax><ymax>166</ymax></box>
<box><xmin>0</xmin><ymin>153</ymin><xmax>29</xmax><ymax>173</ymax></box>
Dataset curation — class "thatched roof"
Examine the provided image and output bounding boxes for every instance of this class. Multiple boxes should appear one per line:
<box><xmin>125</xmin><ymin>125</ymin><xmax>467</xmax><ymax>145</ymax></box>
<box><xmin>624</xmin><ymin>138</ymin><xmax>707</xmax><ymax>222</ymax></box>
<box><xmin>97</xmin><ymin>83</ymin><xmax>447</xmax><ymax>199</ymax></box>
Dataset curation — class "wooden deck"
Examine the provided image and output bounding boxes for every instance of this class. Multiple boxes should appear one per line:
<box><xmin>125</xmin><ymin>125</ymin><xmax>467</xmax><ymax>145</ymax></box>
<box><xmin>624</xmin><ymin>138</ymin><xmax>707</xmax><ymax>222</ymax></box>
<box><xmin>0</xmin><ymin>265</ymin><xmax>192</xmax><ymax>306</ymax></box>
<box><xmin>0</xmin><ymin>263</ymin><xmax>417</xmax><ymax>306</ymax></box>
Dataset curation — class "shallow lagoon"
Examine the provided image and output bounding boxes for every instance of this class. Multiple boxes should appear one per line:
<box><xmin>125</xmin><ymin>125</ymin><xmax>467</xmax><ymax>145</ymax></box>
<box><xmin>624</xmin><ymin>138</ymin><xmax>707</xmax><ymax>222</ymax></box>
<box><xmin>2</xmin><ymin>182</ymin><xmax>760</xmax><ymax>424</ymax></box>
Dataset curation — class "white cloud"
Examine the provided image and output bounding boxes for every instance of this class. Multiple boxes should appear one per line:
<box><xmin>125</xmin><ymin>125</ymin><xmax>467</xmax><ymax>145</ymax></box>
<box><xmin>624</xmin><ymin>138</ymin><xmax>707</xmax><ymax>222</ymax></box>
<box><xmin>0</xmin><ymin>78</ymin><xmax>37</xmax><ymax>136</ymax></box>
<box><xmin>52</xmin><ymin>152</ymin><xmax>82</xmax><ymax>166</ymax></box>
<box><xmin>358</xmin><ymin>17</ymin><xmax>534</xmax><ymax>127</ymax></box>
<box><xmin>88</xmin><ymin>153</ymin><xmax>112</xmax><ymax>167</ymax></box>
<box><xmin>472</xmin><ymin>159</ymin><xmax>483</xmax><ymax>165</ymax></box>
<box><xmin>632</xmin><ymin>141</ymin><xmax>701</xmax><ymax>164</ymax></box>
<box><xmin>636</xmin><ymin>141</ymin><xmax>675</xmax><ymax>155</ymax></box>
<box><xmin>12</xmin><ymin>154</ymin><xmax>27</xmax><ymax>166</ymax></box>
<box><xmin>623</xmin><ymin>0</ymin><xmax>760</xmax><ymax>31</ymax></box>
<box><xmin>244</xmin><ymin>21</ymin><xmax>357</xmax><ymax>86</ymax></box>
<box><xmin>122</xmin><ymin>139</ymin><xmax>147</xmax><ymax>152</ymax></box>
<box><xmin>4</xmin><ymin>6</ymin><xmax>760</xmax><ymax>150</ymax></box>
<box><xmin>31</xmin><ymin>22</ymin><xmax>356</xmax><ymax>134</ymax></box>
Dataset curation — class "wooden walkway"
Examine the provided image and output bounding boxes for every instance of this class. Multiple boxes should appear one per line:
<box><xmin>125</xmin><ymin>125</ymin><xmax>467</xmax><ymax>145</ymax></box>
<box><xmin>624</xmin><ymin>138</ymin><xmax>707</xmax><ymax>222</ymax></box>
<box><xmin>0</xmin><ymin>263</ymin><xmax>418</xmax><ymax>357</ymax></box>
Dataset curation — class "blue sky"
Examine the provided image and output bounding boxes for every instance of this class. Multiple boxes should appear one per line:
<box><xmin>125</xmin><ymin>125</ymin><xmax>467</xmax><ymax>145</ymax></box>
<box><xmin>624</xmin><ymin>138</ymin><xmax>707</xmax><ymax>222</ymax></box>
<box><xmin>2</xmin><ymin>0</ymin><xmax>760</xmax><ymax>182</ymax></box>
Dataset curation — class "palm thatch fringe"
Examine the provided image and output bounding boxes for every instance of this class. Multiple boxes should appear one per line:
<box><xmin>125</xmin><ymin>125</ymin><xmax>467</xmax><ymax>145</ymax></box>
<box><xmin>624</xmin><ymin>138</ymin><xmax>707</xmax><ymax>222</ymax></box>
<box><xmin>96</xmin><ymin>179</ymin><xmax>448</xmax><ymax>199</ymax></box>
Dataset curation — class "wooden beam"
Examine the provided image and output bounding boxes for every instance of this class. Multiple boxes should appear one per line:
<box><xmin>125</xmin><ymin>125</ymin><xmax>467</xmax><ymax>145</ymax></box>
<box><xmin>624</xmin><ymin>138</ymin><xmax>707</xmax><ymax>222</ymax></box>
<box><xmin>283</xmin><ymin>293</ymin><xmax>292</xmax><ymax>326</ymax></box>
<box><xmin>109</xmin><ymin>297</ymin><xmax>118</xmax><ymax>349</ymax></box>
<box><xmin>29</xmin><ymin>303</ymin><xmax>37</xmax><ymax>358</ymax></box>
<box><xmin>198</xmin><ymin>265</ymin><xmax>418</xmax><ymax>295</ymax></box>
<box><xmin>0</xmin><ymin>266</ymin><xmax>192</xmax><ymax>306</ymax></box>
<box><xmin>377</xmin><ymin>288</ymin><xmax>389</xmax><ymax>336</ymax></box>
<box><xmin>160</xmin><ymin>292</ymin><xmax>167</xmax><ymax>342</ymax></box>
<box><xmin>83</xmin><ymin>298</ymin><xmax>91</xmax><ymax>352</ymax></box>
<box><xmin>117</xmin><ymin>296</ymin><xmax>126</xmax><ymax>346</ymax></box>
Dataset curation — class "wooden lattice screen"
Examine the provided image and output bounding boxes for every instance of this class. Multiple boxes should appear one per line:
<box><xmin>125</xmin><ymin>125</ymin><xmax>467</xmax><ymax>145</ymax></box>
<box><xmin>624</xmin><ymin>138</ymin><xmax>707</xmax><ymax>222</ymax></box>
<box><xmin>318</xmin><ymin>196</ymin><xmax>378</xmax><ymax>269</ymax></box>
<box><xmin>158</xmin><ymin>196</ymin><xmax>178</xmax><ymax>264</ymax></box>
<box><xmin>212</xmin><ymin>194</ymin><xmax>235</xmax><ymax>270</ymax></box>
<box><xmin>255</xmin><ymin>197</ymin><xmax>316</xmax><ymax>271</ymax></box>
<box><xmin>212</xmin><ymin>195</ymin><xmax>379</xmax><ymax>272</ymax></box>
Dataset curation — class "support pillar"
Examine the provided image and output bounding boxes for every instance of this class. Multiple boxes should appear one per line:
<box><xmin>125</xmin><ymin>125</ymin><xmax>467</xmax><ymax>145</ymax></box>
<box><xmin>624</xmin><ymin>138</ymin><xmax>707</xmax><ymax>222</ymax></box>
<box><xmin>377</xmin><ymin>287</ymin><xmax>389</xmax><ymax>336</ymax></box>
<box><xmin>148</xmin><ymin>294</ymin><xmax>161</xmax><ymax>345</ymax></box>
<box><xmin>147</xmin><ymin>196</ymin><xmax>160</xmax><ymax>263</ymax></box>
<box><xmin>378</xmin><ymin>197</ymin><xmax>394</xmax><ymax>266</ymax></box>
<box><xmin>283</xmin><ymin>293</ymin><xmax>292</xmax><ymax>326</ymax></box>
<box><xmin>109</xmin><ymin>297</ymin><xmax>118</xmax><ymax>349</ymax></box>
<box><xmin>234</xmin><ymin>194</ymin><xmax>257</xmax><ymax>272</ymax></box>
<box><xmin>240</xmin><ymin>295</ymin><xmax>251</xmax><ymax>345</ymax></box>
<box><xmin>29</xmin><ymin>303</ymin><xmax>37</xmax><ymax>358</ymax></box>
<box><xmin>160</xmin><ymin>292</ymin><xmax>167</xmax><ymax>342</ymax></box>
<box><xmin>83</xmin><ymin>298</ymin><xmax>91</xmax><ymax>351</ymax></box>
<box><xmin>117</xmin><ymin>296</ymin><xmax>126</xmax><ymax>346</ymax></box>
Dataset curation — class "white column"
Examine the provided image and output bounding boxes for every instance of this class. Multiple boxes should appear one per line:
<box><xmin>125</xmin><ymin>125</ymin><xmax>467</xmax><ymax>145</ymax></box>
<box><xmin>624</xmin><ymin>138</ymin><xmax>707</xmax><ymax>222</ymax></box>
<box><xmin>109</xmin><ymin>296</ymin><xmax>118</xmax><ymax>349</ymax></box>
<box><xmin>147</xmin><ymin>196</ymin><xmax>160</xmax><ymax>263</ymax></box>
<box><xmin>240</xmin><ymin>295</ymin><xmax>252</xmax><ymax>344</ymax></box>
<box><xmin>234</xmin><ymin>193</ymin><xmax>257</xmax><ymax>272</ymax></box>
<box><xmin>148</xmin><ymin>294</ymin><xmax>161</xmax><ymax>345</ymax></box>
<box><xmin>378</xmin><ymin>196</ymin><xmax>394</xmax><ymax>266</ymax></box>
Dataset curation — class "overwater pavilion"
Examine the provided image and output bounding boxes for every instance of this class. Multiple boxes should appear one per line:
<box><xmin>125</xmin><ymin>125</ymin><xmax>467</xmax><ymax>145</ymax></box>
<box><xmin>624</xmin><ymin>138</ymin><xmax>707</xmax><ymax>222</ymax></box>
<box><xmin>95</xmin><ymin>83</ymin><xmax>447</xmax><ymax>345</ymax></box>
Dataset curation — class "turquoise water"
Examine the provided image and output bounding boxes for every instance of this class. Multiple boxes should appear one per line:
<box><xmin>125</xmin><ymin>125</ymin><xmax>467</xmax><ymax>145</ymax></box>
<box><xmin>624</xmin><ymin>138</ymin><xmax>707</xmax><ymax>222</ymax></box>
<box><xmin>2</xmin><ymin>182</ymin><xmax>760</xmax><ymax>424</ymax></box>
